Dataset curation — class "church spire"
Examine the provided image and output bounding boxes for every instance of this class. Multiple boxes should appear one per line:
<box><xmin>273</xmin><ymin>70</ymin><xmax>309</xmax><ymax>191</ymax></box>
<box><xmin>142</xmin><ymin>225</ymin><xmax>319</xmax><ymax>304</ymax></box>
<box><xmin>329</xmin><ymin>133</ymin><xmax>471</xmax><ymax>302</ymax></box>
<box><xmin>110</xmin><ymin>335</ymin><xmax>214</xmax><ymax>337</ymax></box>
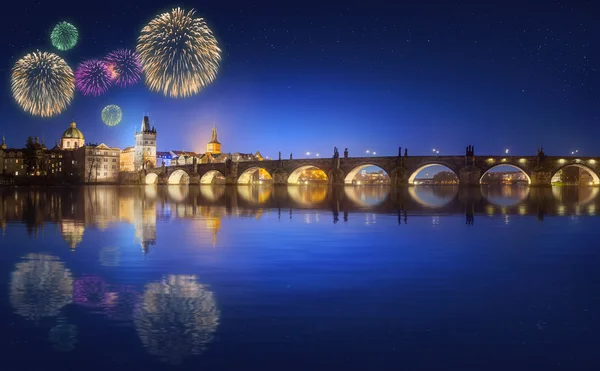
<box><xmin>141</xmin><ymin>116</ymin><xmax>151</xmax><ymax>132</ymax></box>
<box><xmin>211</xmin><ymin>124</ymin><xmax>218</xmax><ymax>143</ymax></box>
<box><xmin>1</xmin><ymin>135</ymin><xmax>6</xmax><ymax>150</ymax></box>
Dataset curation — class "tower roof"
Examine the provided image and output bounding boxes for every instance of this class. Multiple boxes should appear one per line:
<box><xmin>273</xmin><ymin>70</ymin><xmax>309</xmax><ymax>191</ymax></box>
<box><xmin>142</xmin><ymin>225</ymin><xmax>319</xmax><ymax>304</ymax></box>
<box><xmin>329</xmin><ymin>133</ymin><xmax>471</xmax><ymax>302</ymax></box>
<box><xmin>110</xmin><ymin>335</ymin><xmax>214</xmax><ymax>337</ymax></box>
<box><xmin>209</xmin><ymin>125</ymin><xmax>220</xmax><ymax>144</ymax></box>
<box><xmin>61</xmin><ymin>121</ymin><xmax>84</xmax><ymax>140</ymax></box>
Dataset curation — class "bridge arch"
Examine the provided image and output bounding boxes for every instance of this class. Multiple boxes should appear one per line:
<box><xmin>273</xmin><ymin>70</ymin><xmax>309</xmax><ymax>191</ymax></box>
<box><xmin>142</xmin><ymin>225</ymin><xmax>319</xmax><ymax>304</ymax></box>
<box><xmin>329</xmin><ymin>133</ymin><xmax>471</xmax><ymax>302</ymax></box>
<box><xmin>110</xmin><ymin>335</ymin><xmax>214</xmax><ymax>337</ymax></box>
<box><xmin>288</xmin><ymin>165</ymin><xmax>328</xmax><ymax>184</ymax></box>
<box><xmin>480</xmin><ymin>164</ymin><xmax>531</xmax><ymax>185</ymax></box>
<box><xmin>145</xmin><ymin>173</ymin><xmax>158</xmax><ymax>185</ymax></box>
<box><xmin>238</xmin><ymin>167</ymin><xmax>272</xmax><ymax>185</ymax></box>
<box><xmin>168</xmin><ymin>169</ymin><xmax>190</xmax><ymax>185</ymax></box>
<box><xmin>200</xmin><ymin>170</ymin><xmax>226</xmax><ymax>185</ymax></box>
<box><xmin>344</xmin><ymin>164</ymin><xmax>390</xmax><ymax>185</ymax></box>
<box><xmin>408</xmin><ymin>163</ymin><xmax>459</xmax><ymax>185</ymax></box>
<box><xmin>551</xmin><ymin>164</ymin><xmax>600</xmax><ymax>185</ymax></box>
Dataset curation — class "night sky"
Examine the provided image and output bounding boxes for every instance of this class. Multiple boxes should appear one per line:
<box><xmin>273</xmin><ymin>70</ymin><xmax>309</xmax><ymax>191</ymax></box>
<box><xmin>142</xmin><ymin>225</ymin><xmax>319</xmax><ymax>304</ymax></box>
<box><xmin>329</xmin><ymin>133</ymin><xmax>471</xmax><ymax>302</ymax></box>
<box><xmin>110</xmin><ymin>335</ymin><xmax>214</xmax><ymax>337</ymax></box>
<box><xmin>0</xmin><ymin>1</ymin><xmax>598</xmax><ymax>158</ymax></box>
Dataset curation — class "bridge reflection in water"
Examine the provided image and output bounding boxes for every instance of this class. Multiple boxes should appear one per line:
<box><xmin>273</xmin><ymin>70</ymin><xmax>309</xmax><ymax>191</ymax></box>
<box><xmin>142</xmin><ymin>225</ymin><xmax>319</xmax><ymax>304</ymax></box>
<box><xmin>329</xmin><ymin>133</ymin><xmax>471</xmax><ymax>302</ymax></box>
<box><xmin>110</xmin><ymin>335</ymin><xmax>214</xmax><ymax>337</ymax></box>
<box><xmin>0</xmin><ymin>185</ymin><xmax>598</xmax><ymax>250</ymax></box>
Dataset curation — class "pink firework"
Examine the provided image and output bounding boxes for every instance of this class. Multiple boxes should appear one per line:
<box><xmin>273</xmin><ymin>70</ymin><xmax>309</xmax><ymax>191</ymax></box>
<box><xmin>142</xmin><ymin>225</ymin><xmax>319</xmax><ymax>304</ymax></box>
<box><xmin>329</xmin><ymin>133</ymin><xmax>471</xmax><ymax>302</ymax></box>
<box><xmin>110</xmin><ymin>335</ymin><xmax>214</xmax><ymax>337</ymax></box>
<box><xmin>75</xmin><ymin>59</ymin><xmax>112</xmax><ymax>96</ymax></box>
<box><xmin>104</xmin><ymin>49</ymin><xmax>142</xmax><ymax>87</ymax></box>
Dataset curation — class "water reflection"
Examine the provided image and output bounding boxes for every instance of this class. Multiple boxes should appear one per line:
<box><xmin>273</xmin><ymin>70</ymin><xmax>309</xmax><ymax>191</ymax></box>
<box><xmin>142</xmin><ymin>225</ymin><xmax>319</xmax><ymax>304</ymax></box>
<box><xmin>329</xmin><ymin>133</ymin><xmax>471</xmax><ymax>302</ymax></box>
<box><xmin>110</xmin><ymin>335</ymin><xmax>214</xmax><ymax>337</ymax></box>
<box><xmin>1</xmin><ymin>186</ymin><xmax>600</xmax><ymax>251</ymax></box>
<box><xmin>48</xmin><ymin>323</ymin><xmax>79</xmax><ymax>352</ymax></box>
<box><xmin>10</xmin><ymin>254</ymin><xmax>74</xmax><ymax>321</ymax></box>
<box><xmin>134</xmin><ymin>275</ymin><xmax>219</xmax><ymax>365</ymax></box>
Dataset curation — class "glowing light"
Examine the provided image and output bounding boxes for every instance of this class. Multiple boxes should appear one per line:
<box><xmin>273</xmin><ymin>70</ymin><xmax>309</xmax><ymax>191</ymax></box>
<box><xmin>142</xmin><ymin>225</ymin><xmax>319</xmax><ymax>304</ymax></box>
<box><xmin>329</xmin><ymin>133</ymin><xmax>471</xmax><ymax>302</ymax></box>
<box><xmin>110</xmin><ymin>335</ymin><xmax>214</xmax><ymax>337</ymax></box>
<box><xmin>505</xmin><ymin>149</ymin><xmax>509</xmax><ymax>154</ymax></box>
<box><xmin>501</xmin><ymin>158</ymin><xmax>507</xmax><ymax>162</ymax></box>
<box><xmin>487</xmin><ymin>158</ymin><xmax>495</xmax><ymax>163</ymax></box>
<box><xmin>519</xmin><ymin>158</ymin><xmax>526</xmax><ymax>163</ymax></box>
<box><xmin>50</xmin><ymin>22</ymin><xmax>78</xmax><ymax>51</ymax></box>
<box><xmin>373</xmin><ymin>152</ymin><xmax>377</xmax><ymax>155</ymax></box>
<box><xmin>104</xmin><ymin>49</ymin><xmax>143</xmax><ymax>87</ymax></box>
<box><xmin>101</xmin><ymin>105</ymin><xmax>122</xmax><ymax>126</ymax></box>
<box><xmin>590</xmin><ymin>159</ymin><xmax>596</xmax><ymax>165</ymax></box>
<box><xmin>11</xmin><ymin>51</ymin><xmax>74</xmax><ymax>117</ymax></box>
<box><xmin>559</xmin><ymin>159</ymin><xmax>566</xmax><ymax>164</ymax></box>
<box><xmin>316</xmin><ymin>153</ymin><xmax>320</xmax><ymax>157</ymax></box>
<box><xmin>137</xmin><ymin>7</ymin><xmax>221</xmax><ymax>98</ymax></box>
<box><xmin>366</xmin><ymin>150</ymin><xmax>370</xmax><ymax>154</ymax></box>
<box><xmin>75</xmin><ymin>59</ymin><xmax>113</xmax><ymax>96</ymax></box>
<box><xmin>306</xmin><ymin>152</ymin><xmax>310</xmax><ymax>156</ymax></box>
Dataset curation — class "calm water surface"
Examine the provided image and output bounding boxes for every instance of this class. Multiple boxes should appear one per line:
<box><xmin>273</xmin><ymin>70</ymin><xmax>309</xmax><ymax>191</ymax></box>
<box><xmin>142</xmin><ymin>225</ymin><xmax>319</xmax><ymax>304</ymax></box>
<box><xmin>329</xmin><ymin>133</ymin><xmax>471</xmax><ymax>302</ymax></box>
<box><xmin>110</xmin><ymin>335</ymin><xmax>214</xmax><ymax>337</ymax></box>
<box><xmin>0</xmin><ymin>185</ymin><xmax>599</xmax><ymax>370</ymax></box>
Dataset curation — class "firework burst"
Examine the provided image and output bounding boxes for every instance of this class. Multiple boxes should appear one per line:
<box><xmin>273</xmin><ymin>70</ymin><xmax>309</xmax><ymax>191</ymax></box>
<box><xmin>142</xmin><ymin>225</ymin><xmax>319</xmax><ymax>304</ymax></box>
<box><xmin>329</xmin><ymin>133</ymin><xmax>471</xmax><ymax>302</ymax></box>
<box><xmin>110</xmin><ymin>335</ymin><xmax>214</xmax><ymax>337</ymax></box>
<box><xmin>75</xmin><ymin>59</ymin><xmax>113</xmax><ymax>96</ymax></box>
<box><xmin>101</xmin><ymin>105</ymin><xmax>122</xmax><ymax>126</ymax></box>
<box><xmin>137</xmin><ymin>7</ymin><xmax>221</xmax><ymax>98</ymax></box>
<box><xmin>104</xmin><ymin>49</ymin><xmax>142</xmax><ymax>87</ymax></box>
<box><xmin>11</xmin><ymin>51</ymin><xmax>75</xmax><ymax>117</ymax></box>
<box><xmin>51</xmin><ymin>22</ymin><xmax>78</xmax><ymax>51</ymax></box>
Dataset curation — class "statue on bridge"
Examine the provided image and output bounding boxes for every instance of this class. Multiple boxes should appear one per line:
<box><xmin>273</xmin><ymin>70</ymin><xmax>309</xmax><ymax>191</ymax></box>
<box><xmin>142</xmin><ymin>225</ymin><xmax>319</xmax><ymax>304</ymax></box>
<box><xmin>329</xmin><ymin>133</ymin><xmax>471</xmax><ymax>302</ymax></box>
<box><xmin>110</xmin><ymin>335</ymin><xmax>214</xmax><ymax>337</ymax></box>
<box><xmin>404</xmin><ymin>148</ymin><xmax>408</xmax><ymax>157</ymax></box>
<box><xmin>333</xmin><ymin>147</ymin><xmax>339</xmax><ymax>159</ymax></box>
<box><xmin>398</xmin><ymin>147</ymin><xmax>402</xmax><ymax>157</ymax></box>
<box><xmin>466</xmin><ymin>145</ymin><xmax>474</xmax><ymax>157</ymax></box>
<box><xmin>290</xmin><ymin>153</ymin><xmax>293</xmax><ymax>160</ymax></box>
<box><xmin>278</xmin><ymin>151</ymin><xmax>281</xmax><ymax>161</ymax></box>
<box><xmin>344</xmin><ymin>148</ymin><xmax>348</xmax><ymax>158</ymax></box>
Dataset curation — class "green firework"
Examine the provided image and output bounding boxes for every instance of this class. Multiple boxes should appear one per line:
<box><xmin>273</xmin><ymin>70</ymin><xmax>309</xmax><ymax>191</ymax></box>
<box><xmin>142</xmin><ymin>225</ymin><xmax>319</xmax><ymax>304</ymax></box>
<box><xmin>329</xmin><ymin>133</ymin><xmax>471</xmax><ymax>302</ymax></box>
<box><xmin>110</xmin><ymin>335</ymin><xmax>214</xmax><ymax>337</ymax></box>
<box><xmin>101</xmin><ymin>105</ymin><xmax>122</xmax><ymax>126</ymax></box>
<box><xmin>51</xmin><ymin>22</ymin><xmax>78</xmax><ymax>51</ymax></box>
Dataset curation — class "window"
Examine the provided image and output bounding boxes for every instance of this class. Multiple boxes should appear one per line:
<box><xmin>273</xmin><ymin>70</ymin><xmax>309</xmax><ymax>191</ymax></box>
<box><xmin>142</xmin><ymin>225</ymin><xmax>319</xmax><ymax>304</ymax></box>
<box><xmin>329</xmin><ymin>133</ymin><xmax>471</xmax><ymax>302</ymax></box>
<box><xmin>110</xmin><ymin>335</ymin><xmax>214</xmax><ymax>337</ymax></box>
<box><xmin>144</xmin><ymin>141</ymin><xmax>147</xmax><ymax>144</ymax></box>
<box><xmin>74</xmin><ymin>143</ymin><xmax>79</xmax><ymax>149</ymax></box>
<box><xmin>104</xmin><ymin>172</ymin><xmax>107</xmax><ymax>176</ymax></box>
<box><xmin>104</xmin><ymin>158</ymin><xmax>108</xmax><ymax>162</ymax></box>
<box><xmin>112</xmin><ymin>159</ymin><xmax>116</xmax><ymax>162</ymax></box>
<box><xmin>104</xmin><ymin>165</ymin><xmax>108</xmax><ymax>169</ymax></box>
<box><xmin>59</xmin><ymin>162</ymin><xmax>62</xmax><ymax>166</ymax></box>
<box><xmin>15</xmin><ymin>159</ymin><xmax>18</xmax><ymax>164</ymax></box>
<box><xmin>15</xmin><ymin>171</ymin><xmax>18</xmax><ymax>176</ymax></box>
<box><xmin>112</xmin><ymin>165</ymin><xmax>116</xmax><ymax>169</ymax></box>
<box><xmin>67</xmin><ymin>142</ymin><xmax>71</xmax><ymax>147</ymax></box>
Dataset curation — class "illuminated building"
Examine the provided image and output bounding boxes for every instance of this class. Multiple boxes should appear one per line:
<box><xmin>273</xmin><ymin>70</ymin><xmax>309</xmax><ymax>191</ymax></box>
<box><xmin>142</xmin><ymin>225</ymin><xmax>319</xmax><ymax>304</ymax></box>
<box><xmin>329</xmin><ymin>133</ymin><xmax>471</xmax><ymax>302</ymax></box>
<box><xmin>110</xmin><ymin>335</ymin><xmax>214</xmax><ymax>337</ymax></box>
<box><xmin>156</xmin><ymin>151</ymin><xmax>173</xmax><ymax>167</ymax></box>
<box><xmin>60</xmin><ymin>220</ymin><xmax>85</xmax><ymax>249</ymax></box>
<box><xmin>74</xmin><ymin>143</ymin><xmax>121</xmax><ymax>183</ymax></box>
<box><xmin>206</xmin><ymin>126</ymin><xmax>221</xmax><ymax>155</ymax></box>
<box><xmin>134</xmin><ymin>116</ymin><xmax>157</xmax><ymax>171</ymax></box>
<box><xmin>61</xmin><ymin>122</ymin><xmax>85</xmax><ymax>150</ymax></box>
<box><xmin>120</xmin><ymin>147</ymin><xmax>135</xmax><ymax>171</ymax></box>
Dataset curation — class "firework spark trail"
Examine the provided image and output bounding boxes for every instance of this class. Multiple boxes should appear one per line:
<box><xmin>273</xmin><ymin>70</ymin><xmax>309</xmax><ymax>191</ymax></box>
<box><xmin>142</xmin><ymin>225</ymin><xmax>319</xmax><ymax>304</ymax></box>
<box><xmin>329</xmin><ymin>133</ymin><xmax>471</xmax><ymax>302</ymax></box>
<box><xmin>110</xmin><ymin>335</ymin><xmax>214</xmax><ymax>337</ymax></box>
<box><xmin>104</xmin><ymin>49</ymin><xmax>142</xmax><ymax>87</ymax></box>
<box><xmin>102</xmin><ymin>105</ymin><xmax>122</xmax><ymax>126</ymax></box>
<box><xmin>137</xmin><ymin>7</ymin><xmax>221</xmax><ymax>98</ymax></box>
<box><xmin>75</xmin><ymin>59</ymin><xmax>113</xmax><ymax>96</ymax></box>
<box><xmin>11</xmin><ymin>51</ymin><xmax>74</xmax><ymax>117</ymax></box>
<box><xmin>51</xmin><ymin>22</ymin><xmax>78</xmax><ymax>51</ymax></box>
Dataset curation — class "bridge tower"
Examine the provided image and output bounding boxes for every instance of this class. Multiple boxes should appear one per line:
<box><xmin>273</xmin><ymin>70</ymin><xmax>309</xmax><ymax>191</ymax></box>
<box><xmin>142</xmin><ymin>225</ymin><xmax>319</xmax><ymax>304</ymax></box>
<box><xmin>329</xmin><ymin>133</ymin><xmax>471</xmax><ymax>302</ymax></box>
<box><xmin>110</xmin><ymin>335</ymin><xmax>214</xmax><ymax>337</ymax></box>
<box><xmin>135</xmin><ymin>116</ymin><xmax>157</xmax><ymax>171</ymax></box>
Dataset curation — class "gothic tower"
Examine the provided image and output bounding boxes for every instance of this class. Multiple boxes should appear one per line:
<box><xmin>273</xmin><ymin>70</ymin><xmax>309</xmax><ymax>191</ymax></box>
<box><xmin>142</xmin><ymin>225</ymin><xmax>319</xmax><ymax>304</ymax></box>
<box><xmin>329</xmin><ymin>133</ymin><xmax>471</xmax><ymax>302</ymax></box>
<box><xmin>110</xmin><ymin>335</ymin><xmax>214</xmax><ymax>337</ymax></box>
<box><xmin>134</xmin><ymin>116</ymin><xmax>157</xmax><ymax>171</ymax></box>
<box><xmin>206</xmin><ymin>125</ymin><xmax>221</xmax><ymax>155</ymax></box>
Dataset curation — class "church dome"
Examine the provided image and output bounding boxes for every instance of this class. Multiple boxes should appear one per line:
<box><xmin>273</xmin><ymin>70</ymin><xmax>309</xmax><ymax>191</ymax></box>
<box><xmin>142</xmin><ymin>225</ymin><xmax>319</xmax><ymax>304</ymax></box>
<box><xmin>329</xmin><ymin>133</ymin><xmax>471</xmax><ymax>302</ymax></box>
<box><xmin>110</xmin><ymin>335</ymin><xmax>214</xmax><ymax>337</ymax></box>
<box><xmin>62</xmin><ymin>122</ymin><xmax>84</xmax><ymax>140</ymax></box>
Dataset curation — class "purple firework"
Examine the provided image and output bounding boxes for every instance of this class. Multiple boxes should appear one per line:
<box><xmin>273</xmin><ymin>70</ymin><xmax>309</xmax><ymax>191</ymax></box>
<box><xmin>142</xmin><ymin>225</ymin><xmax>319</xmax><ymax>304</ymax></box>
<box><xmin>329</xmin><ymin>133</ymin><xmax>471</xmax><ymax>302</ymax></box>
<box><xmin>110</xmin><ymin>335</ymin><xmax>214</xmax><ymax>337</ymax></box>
<box><xmin>75</xmin><ymin>59</ymin><xmax>112</xmax><ymax>96</ymax></box>
<box><xmin>104</xmin><ymin>49</ymin><xmax>142</xmax><ymax>87</ymax></box>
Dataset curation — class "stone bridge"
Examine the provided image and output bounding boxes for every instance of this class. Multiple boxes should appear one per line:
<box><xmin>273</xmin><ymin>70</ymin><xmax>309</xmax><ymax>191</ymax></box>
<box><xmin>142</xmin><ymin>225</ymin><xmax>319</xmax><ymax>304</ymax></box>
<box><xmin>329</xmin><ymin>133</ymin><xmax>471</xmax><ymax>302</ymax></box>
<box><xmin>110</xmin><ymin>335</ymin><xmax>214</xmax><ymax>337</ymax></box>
<box><xmin>130</xmin><ymin>151</ymin><xmax>600</xmax><ymax>187</ymax></box>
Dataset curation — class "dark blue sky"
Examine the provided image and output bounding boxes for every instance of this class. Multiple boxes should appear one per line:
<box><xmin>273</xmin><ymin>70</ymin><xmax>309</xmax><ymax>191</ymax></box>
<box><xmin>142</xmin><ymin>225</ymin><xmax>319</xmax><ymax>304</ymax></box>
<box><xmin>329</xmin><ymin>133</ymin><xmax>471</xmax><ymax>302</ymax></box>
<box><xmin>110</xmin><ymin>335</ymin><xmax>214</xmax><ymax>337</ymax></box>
<box><xmin>0</xmin><ymin>0</ymin><xmax>598</xmax><ymax>158</ymax></box>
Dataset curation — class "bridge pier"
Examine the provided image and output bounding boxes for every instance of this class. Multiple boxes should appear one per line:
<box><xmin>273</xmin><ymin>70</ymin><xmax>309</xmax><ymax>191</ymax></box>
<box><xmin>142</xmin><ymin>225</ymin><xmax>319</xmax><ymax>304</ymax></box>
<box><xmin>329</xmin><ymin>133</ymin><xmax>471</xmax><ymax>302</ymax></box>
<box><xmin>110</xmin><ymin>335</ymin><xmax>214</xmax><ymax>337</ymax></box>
<box><xmin>272</xmin><ymin>168</ymin><xmax>288</xmax><ymax>185</ymax></box>
<box><xmin>458</xmin><ymin>167</ymin><xmax>482</xmax><ymax>186</ymax></box>
<box><xmin>530</xmin><ymin>170</ymin><xmax>552</xmax><ymax>187</ymax></box>
<box><xmin>328</xmin><ymin>169</ymin><xmax>345</xmax><ymax>185</ymax></box>
<box><xmin>390</xmin><ymin>167</ymin><xmax>409</xmax><ymax>186</ymax></box>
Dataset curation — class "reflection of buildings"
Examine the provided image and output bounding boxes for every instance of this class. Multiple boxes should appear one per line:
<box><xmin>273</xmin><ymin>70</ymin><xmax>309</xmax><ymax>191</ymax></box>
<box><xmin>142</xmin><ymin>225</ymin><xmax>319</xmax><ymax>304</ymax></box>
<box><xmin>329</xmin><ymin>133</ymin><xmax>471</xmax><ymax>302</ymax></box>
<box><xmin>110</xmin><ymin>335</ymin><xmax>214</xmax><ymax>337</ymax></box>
<box><xmin>61</xmin><ymin>220</ymin><xmax>85</xmax><ymax>249</ymax></box>
<box><xmin>134</xmin><ymin>275</ymin><xmax>219</xmax><ymax>365</ymax></box>
<box><xmin>297</xmin><ymin>168</ymin><xmax>328</xmax><ymax>184</ymax></box>
<box><xmin>10</xmin><ymin>254</ymin><xmax>74</xmax><ymax>321</ymax></box>
<box><xmin>353</xmin><ymin>170</ymin><xmax>390</xmax><ymax>185</ymax></box>
<box><xmin>481</xmin><ymin>171</ymin><xmax>528</xmax><ymax>185</ymax></box>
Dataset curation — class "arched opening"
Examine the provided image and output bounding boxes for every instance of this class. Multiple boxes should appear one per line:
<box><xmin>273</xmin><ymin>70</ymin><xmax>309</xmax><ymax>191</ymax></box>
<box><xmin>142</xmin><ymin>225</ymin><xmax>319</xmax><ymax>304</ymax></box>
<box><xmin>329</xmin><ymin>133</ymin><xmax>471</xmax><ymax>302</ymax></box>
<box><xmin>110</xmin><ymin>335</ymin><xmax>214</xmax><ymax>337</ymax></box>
<box><xmin>408</xmin><ymin>187</ymin><xmax>458</xmax><ymax>208</ymax></box>
<box><xmin>145</xmin><ymin>173</ymin><xmax>158</xmax><ymax>185</ymax></box>
<box><xmin>168</xmin><ymin>170</ymin><xmax>190</xmax><ymax>185</ymax></box>
<box><xmin>551</xmin><ymin>164</ymin><xmax>600</xmax><ymax>186</ymax></box>
<box><xmin>288</xmin><ymin>165</ymin><xmax>328</xmax><ymax>184</ymax></box>
<box><xmin>200</xmin><ymin>170</ymin><xmax>226</xmax><ymax>185</ymax></box>
<box><xmin>408</xmin><ymin>164</ymin><xmax>458</xmax><ymax>185</ymax></box>
<box><xmin>481</xmin><ymin>187</ymin><xmax>530</xmax><ymax>207</ymax></box>
<box><xmin>344</xmin><ymin>165</ymin><xmax>390</xmax><ymax>185</ymax></box>
<box><xmin>236</xmin><ymin>185</ymin><xmax>272</xmax><ymax>204</ymax></box>
<box><xmin>237</xmin><ymin>167</ymin><xmax>273</xmax><ymax>185</ymax></box>
<box><xmin>481</xmin><ymin>165</ymin><xmax>531</xmax><ymax>185</ymax></box>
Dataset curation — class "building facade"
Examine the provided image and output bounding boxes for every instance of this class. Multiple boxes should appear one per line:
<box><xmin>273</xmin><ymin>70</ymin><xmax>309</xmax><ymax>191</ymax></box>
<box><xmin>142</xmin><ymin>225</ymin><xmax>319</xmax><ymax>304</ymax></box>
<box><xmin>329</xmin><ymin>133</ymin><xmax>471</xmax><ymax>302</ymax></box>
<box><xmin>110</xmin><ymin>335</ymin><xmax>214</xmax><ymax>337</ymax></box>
<box><xmin>120</xmin><ymin>147</ymin><xmax>135</xmax><ymax>172</ymax></box>
<box><xmin>134</xmin><ymin>116</ymin><xmax>157</xmax><ymax>171</ymax></box>
<box><xmin>75</xmin><ymin>143</ymin><xmax>121</xmax><ymax>183</ymax></box>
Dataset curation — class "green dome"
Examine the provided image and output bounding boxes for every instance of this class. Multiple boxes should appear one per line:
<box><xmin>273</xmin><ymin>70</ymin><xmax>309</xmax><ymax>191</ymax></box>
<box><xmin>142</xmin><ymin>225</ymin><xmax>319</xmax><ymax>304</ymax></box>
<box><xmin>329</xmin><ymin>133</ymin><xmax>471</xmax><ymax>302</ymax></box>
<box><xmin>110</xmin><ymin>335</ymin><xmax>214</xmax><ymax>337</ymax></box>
<box><xmin>62</xmin><ymin>122</ymin><xmax>84</xmax><ymax>140</ymax></box>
